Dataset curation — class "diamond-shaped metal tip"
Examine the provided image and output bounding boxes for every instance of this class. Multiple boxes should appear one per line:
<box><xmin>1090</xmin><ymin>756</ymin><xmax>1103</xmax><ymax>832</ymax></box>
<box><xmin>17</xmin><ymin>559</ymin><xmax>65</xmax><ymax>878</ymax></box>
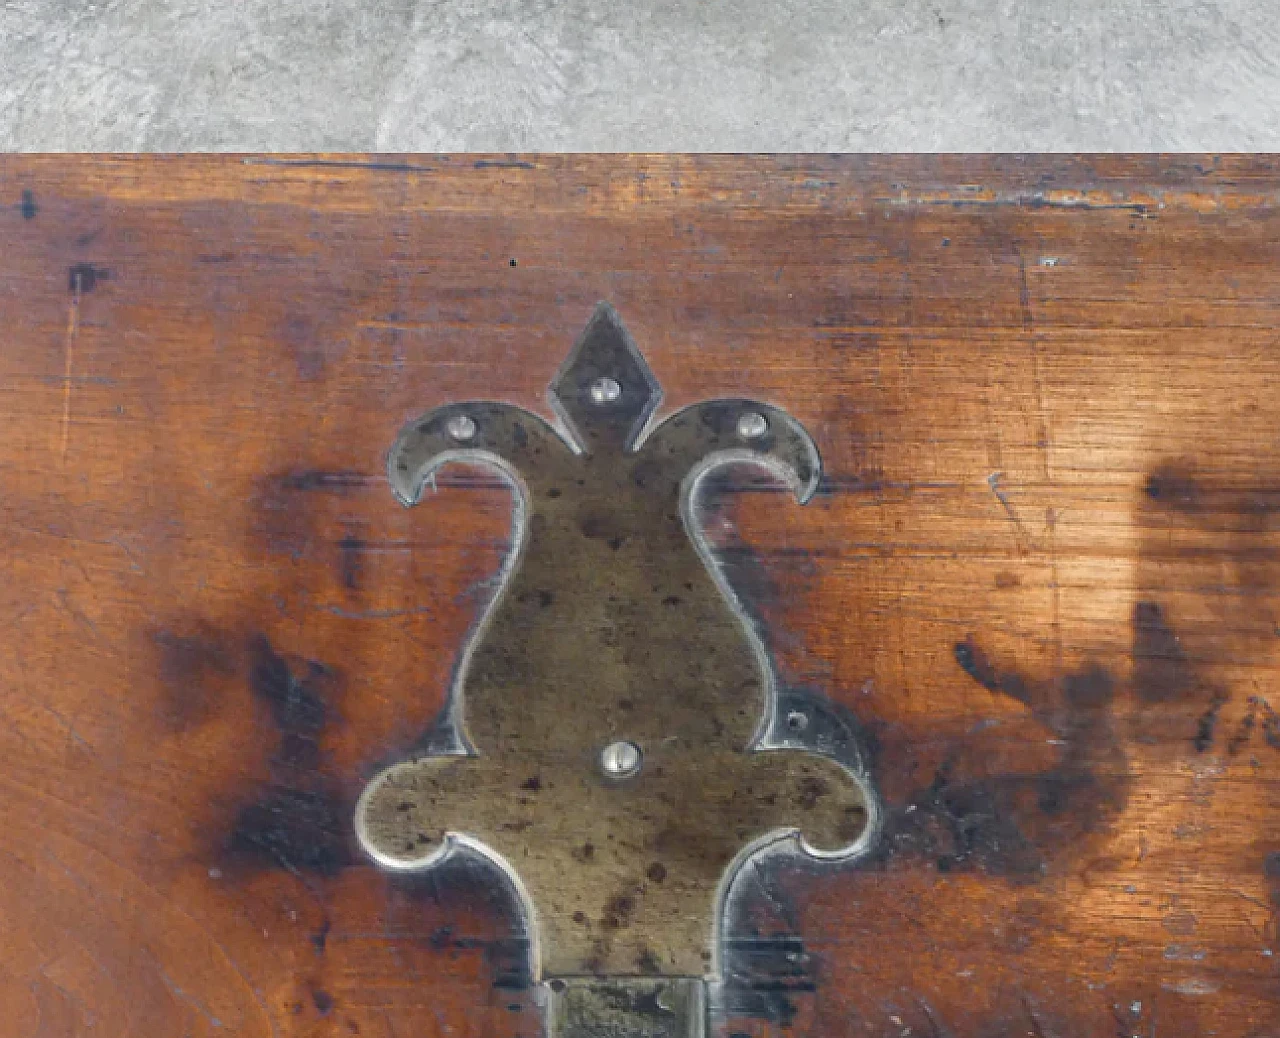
<box><xmin>548</xmin><ymin>303</ymin><xmax>662</xmax><ymax>453</ymax></box>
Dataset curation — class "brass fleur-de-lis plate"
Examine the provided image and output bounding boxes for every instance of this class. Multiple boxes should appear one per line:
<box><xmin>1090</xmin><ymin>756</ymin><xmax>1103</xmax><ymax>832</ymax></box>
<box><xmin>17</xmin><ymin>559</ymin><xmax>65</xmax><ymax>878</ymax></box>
<box><xmin>355</xmin><ymin>304</ymin><xmax>876</xmax><ymax>1008</ymax></box>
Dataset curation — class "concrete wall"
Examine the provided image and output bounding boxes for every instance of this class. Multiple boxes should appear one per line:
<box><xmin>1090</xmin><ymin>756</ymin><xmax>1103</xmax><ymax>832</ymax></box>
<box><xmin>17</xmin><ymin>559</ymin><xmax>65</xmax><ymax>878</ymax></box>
<box><xmin>3</xmin><ymin>0</ymin><xmax>1279</xmax><ymax>150</ymax></box>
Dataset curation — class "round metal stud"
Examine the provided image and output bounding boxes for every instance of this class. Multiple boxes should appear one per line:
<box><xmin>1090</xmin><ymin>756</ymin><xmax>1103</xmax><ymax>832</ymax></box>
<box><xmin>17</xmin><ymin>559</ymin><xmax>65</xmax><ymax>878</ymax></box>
<box><xmin>446</xmin><ymin>414</ymin><xmax>477</xmax><ymax>442</ymax></box>
<box><xmin>600</xmin><ymin>740</ymin><xmax>642</xmax><ymax>779</ymax></box>
<box><xmin>737</xmin><ymin>411</ymin><xmax>769</xmax><ymax>440</ymax></box>
<box><xmin>589</xmin><ymin>377</ymin><xmax>622</xmax><ymax>405</ymax></box>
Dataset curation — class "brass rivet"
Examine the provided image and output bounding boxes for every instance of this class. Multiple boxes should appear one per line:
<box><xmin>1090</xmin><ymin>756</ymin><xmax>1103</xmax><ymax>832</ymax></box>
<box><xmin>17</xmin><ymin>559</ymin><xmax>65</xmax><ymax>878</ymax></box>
<box><xmin>600</xmin><ymin>740</ymin><xmax>642</xmax><ymax>779</ymax></box>
<box><xmin>589</xmin><ymin>377</ymin><xmax>622</xmax><ymax>405</ymax></box>
<box><xmin>737</xmin><ymin>411</ymin><xmax>768</xmax><ymax>440</ymax></box>
<box><xmin>446</xmin><ymin>414</ymin><xmax>477</xmax><ymax>441</ymax></box>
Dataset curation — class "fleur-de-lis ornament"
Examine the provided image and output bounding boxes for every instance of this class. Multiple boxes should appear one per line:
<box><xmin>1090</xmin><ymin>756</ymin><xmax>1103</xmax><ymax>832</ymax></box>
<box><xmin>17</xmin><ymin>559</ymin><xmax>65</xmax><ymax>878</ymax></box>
<box><xmin>356</xmin><ymin>303</ymin><xmax>874</xmax><ymax>1035</ymax></box>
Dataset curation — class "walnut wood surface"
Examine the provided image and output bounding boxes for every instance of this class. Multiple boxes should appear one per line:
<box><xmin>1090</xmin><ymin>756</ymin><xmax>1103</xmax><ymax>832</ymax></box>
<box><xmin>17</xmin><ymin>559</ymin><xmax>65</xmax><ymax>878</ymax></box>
<box><xmin>1</xmin><ymin>155</ymin><xmax>1279</xmax><ymax>1036</ymax></box>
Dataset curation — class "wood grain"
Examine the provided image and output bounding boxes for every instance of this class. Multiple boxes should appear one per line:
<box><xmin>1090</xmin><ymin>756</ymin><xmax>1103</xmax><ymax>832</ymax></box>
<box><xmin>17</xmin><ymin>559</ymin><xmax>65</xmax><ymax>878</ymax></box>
<box><xmin>1</xmin><ymin>155</ymin><xmax>1279</xmax><ymax>1036</ymax></box>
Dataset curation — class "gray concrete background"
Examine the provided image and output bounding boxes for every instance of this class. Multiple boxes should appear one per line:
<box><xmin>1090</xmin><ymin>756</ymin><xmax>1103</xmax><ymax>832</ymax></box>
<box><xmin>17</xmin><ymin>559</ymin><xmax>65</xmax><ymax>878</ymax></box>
<box><xmin>2</xmin><ymin>0</ymin><xmax>1279</xmax><ymax>151</ymax></box>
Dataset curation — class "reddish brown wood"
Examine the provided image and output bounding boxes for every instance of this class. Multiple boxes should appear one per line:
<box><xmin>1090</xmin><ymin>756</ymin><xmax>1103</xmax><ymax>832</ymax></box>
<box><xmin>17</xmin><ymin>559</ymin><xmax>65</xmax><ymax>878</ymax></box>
<box><xmin>1</xmin><ymin>155</ymin><xmax>1279</xmax><ymax>1036</ymax></box>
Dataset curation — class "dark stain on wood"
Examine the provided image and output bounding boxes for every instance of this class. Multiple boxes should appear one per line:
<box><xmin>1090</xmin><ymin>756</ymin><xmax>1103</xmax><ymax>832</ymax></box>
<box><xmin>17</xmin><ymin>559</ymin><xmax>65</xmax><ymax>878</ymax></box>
<box><xmin>710</xmin><ymin>510</ymin><xmax>818</xmax><ymax>651</ymax></box>
<box><xmin>256</xmin><ymin>469</ymin><xmax>374</xmax><ymax>561</ymax></box>
<box><xmin>1136</xmin><ymin>455</ymin><xmax>1280</xmax><ymax>956</ymax></box>
<box><xmin>67</xmin><ymin>262</ymin><xmax>108</xmax><ymax>292</ymax></box>
<box><xmin>226</xmin><ymin>785</ymin><xmax>350</xmax><ymax>878</ymax></box>
<box><xmin>953</xmin><ymin>636</ymin><xmax>1031</xmax><ymax>703</ymax></box>
<box><xmin>279</xmin><ymin>470</ymin><xmax>371</xmax><ymax>494</ymax></box>
<box><xmin>282</xmin><ymin>313</ymin><xmax>348</xmax><ymax>381</ymax></box>
<box><xmin>1265</xmin><ymin>852</ymin><xmax>1280</xmax><ymax>945</ymax></box>
<box><xmin>222</xmin><ymin>635</ymin><xmax>351</xmax><ymax>878</ymax></box>
<box><xmin>1144</xmin><ymin>460</ymin><xmax>1205</xmax><ymax>512</ymax></box>
<box><xmin>1137</xmin><ymin>459</ymin><xmax>1280</xmax><ymax>756</ymax></box>
<box><xmin>1194</xmin><ymin>690</ymin><xmax>1231</xmax><ymax>752</ymax></box>
<box><xmin>1132</xmin><ymin>600</ymin><xmax>1194</xmax><ymax>704</ymax></box>
<box><xmin>248</xmin><ymin>634</ymin><xmax>329</xmax><ymax>735</ymax></box>
<box><xmin>721</xmin><ymin>935</ymin><xmax>814</xmax><ymax>1028</ymax></box>
<box><xmin>20</xmin><ymin>189</ymin><xmax>35</xmax><ymax>219</ymax></box>
<box><xmin>1140</xmin><ymin>459</ymin><xmax>1280</xmax><ymax>644</ymax></box>
<box><xmin>338</xmin><ymin>533</ymin><xmax>365</xmax><ymax>590</ymax></box>
<box><xmin>1229</xmin><ymin>695</ymin><xmax>1280</xmax><ymax>754</ymax></box>
<box><xmin>151</xmin><ymin>624</ymin><xmax>237</xmax><ymax>731</ymax></box>
<box><xmin>868</xmin><ymin>638</ymin><xmax>1126</xmax><ymax>879</ymax></box>
<box><xmin>381</xmin><ymin>859</ymin><xmax>535</xmax><ymax>991</ymax></box>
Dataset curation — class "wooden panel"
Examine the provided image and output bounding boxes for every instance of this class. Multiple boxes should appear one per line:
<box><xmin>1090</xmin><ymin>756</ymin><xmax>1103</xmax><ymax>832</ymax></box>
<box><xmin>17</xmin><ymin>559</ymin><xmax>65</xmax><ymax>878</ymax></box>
<box><xmin>1</xmin><ymin>155</ymin><xmax>1279</xmax><ymax>1036</ymax></box>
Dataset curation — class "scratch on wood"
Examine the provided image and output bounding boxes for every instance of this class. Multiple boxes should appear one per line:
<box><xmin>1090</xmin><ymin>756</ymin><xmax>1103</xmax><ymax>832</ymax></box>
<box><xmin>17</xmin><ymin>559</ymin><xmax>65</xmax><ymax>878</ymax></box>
<box><xmin>749</xmin><ymin>858</ymin><xmax>800</xmax><ymax>931</ymax></box>
<box><xmin>883</xmin><ymin>188</ymin><xmax>1156</xmax><ymax>214</ymax></box>
<box><xmin>61</xmin><ymin>268</ymin><xmax>82</xmax><ymax>462</ymax></box>
<box><xmin>1012</xmin><ymin>243</ymin><xmax>1058</xmax><ymax>665</ymax></box>
<box><xmin>1230</xmin><ymin>890</ymin><xmax>1269</xmax><ymax>940</ymax></box>
<box><xmin>155</xmin><ymin>964</ymin><xmax>226</xmax><ymax>1029</ymax></box>
<box><xmin>1022</xmin><ymin>994</ymin><xmax>1051</xmax><ymax>1038</ymax></box>
<box><xmin>916</xmin><ymin>997</ymin><xmax>947</xmax><ymax>1038</ymax></box>
<box><xmin>241</xmin><ymin>158</ymin><xmax>436</xmax><ymax>174</ymax></box>
<box><xmin>987</xmin><ymin>471</ymin><xmax>1032</xmax><ymax>551</ymax></box>
<box><xmin>320</xmin><ymin>604</ymin><xmax>435</xmax><ymax>620</ymax></box>
<box><xmin>38</xmin><ymin>967</ymin><xmax>96</xmax><ymax>1024</ymax></box>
